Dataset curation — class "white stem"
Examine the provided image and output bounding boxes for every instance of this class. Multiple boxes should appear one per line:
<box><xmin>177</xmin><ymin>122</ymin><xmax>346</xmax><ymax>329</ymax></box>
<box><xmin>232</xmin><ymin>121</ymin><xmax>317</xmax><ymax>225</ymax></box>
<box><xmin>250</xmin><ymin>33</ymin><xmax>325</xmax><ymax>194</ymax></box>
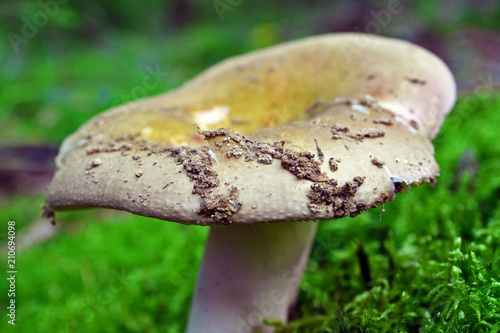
<box><xmin>186</xmin><ymin>221</ymin><xmax>318</xmax><ymax>333</ymax></box>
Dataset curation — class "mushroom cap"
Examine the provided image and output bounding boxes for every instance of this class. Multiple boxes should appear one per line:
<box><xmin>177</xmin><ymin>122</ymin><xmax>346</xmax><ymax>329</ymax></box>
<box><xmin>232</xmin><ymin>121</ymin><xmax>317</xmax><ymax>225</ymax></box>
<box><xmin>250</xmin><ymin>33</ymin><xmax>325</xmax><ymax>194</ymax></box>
<box><xmin>46</xmin><ymin>33</ymin><xmax>456</xmax><ymax>225</ymax></box>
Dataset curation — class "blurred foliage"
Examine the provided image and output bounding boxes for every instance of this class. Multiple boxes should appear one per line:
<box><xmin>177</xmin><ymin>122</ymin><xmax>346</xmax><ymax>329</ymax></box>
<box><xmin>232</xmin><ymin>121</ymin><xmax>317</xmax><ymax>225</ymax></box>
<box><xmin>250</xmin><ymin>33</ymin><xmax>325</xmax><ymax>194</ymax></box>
<box><xmin>1</xmin><ymin>0</ymin><xmax>500</xmax><ymax>332</ymax></box>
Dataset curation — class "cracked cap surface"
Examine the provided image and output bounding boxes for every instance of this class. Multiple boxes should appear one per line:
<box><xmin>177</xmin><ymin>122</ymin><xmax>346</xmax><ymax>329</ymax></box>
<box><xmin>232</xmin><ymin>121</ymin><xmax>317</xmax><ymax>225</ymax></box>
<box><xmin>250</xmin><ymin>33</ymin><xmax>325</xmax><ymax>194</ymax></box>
<box><xmin>46</xmin><ymin>33</ymin><xmax>456</xmax><ymax>225</ymax></box>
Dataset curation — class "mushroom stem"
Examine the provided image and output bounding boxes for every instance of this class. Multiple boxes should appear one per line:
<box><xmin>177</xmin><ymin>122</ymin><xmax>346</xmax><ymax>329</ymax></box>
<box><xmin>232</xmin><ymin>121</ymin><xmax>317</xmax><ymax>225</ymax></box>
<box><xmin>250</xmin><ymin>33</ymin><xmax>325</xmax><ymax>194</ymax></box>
<box><xmin>187</xmin><ymin>221</ymin><xmax>318</xmax><ymax>333</ymax></box>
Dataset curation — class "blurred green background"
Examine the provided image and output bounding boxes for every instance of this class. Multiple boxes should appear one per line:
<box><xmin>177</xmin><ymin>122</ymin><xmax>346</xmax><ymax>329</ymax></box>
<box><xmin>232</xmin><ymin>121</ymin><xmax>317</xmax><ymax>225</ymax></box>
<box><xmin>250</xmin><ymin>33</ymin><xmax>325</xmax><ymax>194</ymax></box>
<box><xmin>1</xmin><ymin>0</ymin><xmax>499</xmax><ymax>332</ymax></box>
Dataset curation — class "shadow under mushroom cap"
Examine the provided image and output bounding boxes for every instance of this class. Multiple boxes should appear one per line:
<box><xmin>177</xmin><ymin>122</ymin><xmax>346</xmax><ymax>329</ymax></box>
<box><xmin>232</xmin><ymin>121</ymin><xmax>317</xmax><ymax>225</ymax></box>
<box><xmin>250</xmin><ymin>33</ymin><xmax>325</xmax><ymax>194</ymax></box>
<box><xmin>46</xmin><ymin>33</ymin><xmax>456</xmax><ymax>225</ymax></box>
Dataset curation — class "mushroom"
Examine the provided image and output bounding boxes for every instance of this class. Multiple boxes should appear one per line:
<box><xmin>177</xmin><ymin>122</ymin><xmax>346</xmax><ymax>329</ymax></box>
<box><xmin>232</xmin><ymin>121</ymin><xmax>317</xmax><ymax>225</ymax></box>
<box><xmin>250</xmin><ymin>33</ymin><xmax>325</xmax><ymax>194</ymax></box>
<box><xmin>45</xmin><ymin>33</ymin><xmax>456</xmax><ymax>333</ymax></box>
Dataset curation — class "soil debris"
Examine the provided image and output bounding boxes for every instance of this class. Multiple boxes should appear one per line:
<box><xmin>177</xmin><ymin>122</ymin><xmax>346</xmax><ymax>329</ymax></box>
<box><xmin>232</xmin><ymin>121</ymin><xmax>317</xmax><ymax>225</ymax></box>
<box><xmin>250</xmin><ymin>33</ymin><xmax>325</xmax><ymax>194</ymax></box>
<box><xmin>349</xmin><ymin>128</ymin><xmax>385</xmax><ymax>141</ymax></box>
<box><xmin>359</xmin><ymin>95</ymin><xmax>383</xmax><ymax>112</ymax></box>
<box><xmin>199</xmin><ymin>186</ymin><xmax>241</xmax><ymax>223</ymax></box>
<box><xmin>116</xmin><ymin>132</ymin><xmax>141</xmax><ymax>142</ymax></box>
<box><xmin>331</xmin><ymin>124</ymin><xmax>385</xmax><ymax>141</ymax></box>
<box><xmin>194</xmin><ymin>129</ymin><xmax>374</xmax><ymax>220</ymax></box>
<box><xmin>85</xmin><ymin>133</ymin><xmax>142</xmax><ymax>155</ymax></box>
<box><xmin>201</xmin><ymin>129</ymin><xmax>284</xmax><ymax>163</ymax></box>
<box><xmin>86</xmin><ymin>159</ymin><xmax>102</xmax><ymax>170</ymax></box>
<box><xmin>351</xmin><ymin>114</ymin><xmax>367</xmax><ymax>122</ymax></box>
<box><xmin>329</xmin><ymin>96</ymin><xmax>353</xmax><ymax>106</ymax></box>
<box><xmin>373</xmin><ymin>118</ymin><xmax>393</xmax><ymax>125</ymax></box>
<box><xmin>162</xmin><ymin>181</ymin><xmax>174</xmax><ymax>189</ymax></box>
<box><xmin>40</xmin><ymin>204</ymin><xmax>56</xmax><ymax>225</ymax></box>
<box><xmin>329</xmin><ymin>158</ymin><xmax>338</xmax><ymax>172</ymax></box>
<box><xmin>314</xmin><ymin>139</ymin><xmax>324</xmax><ymax>164</ymax></box>
<box><xmin>331</xmin><ymin>124</ymin><xmax>350</xmax><ymax>140</ymax></box>
<box><xmin>405</xmin><ymin>77</ymin><xmax>427</xmax><ymax>85</ymax></box>
<box><xmin>371</xmin><ymin>157</ymin><xmax>385</xmax><ymax>168</ymax></box>
<box><xmin>168</xmin><ymin>147</ymin><xmax>219</xmax><ymax>193</ymax></box>
<box><xmin>307</xmin><ymin>176</ymin><xmax>365</xmax><ymax>218</ymax></box>
<box><xmin>166</xmin><ymin>145</ymin><xmax>241</xmax><ymax>224</ymax></box>
<box><xmin>281</xmin><ymin>150</ymin><xmax>327</xmax><ymax>182</ymax></box>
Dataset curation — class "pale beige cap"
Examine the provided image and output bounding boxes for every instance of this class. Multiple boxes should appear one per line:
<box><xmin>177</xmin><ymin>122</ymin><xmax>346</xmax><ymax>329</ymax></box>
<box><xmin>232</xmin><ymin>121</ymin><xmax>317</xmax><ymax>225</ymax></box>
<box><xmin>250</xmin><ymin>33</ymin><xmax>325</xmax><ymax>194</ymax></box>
<box><xmin>46</xmin><ymin>33</ymin><xmax>456</xmax><ymax>225</ymax></box>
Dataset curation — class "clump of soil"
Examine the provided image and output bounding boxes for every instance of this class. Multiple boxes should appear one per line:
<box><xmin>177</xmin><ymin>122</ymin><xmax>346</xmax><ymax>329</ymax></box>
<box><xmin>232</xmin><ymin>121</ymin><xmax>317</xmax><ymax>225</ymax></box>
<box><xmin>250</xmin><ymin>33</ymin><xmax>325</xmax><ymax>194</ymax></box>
<box><xmin>201</xmin><ymin>129</ymin><xmax>284</xmax><ymax>163</ymax></box>
<box><xmin>373</xmin><ymin>118</ymin><xmax>393</xmax><ymax>126</ymax></box>
<box><xmin>329</xmin><ymin>158</ymin><xmax>338</xmax><ymax>172</ymax></box>
<box><xmin>83</xmin><ymin>132</ymin><xmax>148</xmax><ymax>155</ymax></box>
<box><xmin>330</xmin><ymin>124</ymin><xmax>385</xmax><ymax>141</ymax></box>
<box><xmin>281</xmin><ymin>150</ymin><xmax>327</xmax><ymax>182</ymax></box>
<box><xmin>371</xmin><ymin>157</ymin><xmax>385</xmax><ymax>168</ymax></box>
<box><xmin>349</xmin><ymin>128</ymin><xmax>385</xmax><ymax>141</ymax></box>
<box><xmin>167</xmin><ymin>146</ymin><xmax>241</xmax><ymax>224</ymax></box>
<box><xmin>169</xmin><ymin>147</ymin><xmax>219</xmax><ymax>192</ymax></box>
<box><xmin>307</xmin><ymin>176</ymin><xmax>365</xmax><ymax>217</ymax></box>
<box><xmin>331</xmin><ymin>124</ymin><xmax>350</xmax><ymax>140</ymax></box>
<box><xmin>199</xmin><ymin>186</ymin><xmax>241</xmax><ymax>223</ymax></box>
